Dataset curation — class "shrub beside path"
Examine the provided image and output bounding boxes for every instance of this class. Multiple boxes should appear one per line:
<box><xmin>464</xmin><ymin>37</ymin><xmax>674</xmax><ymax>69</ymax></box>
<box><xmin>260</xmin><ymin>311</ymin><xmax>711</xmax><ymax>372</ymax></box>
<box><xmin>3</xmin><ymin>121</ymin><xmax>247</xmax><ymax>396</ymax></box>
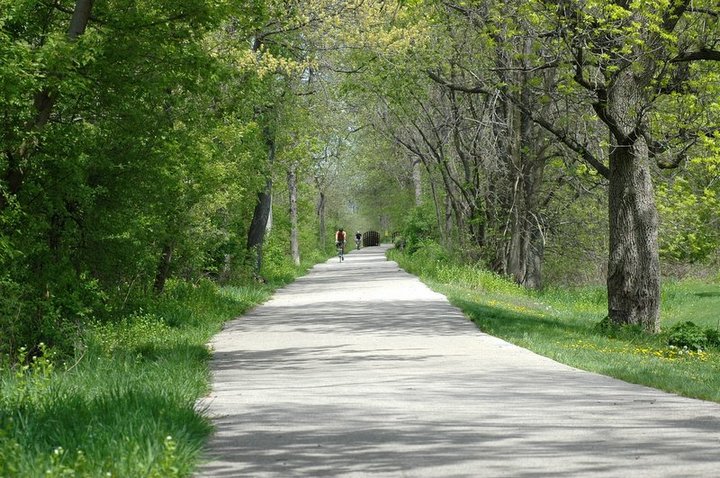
<box><xmin>196</xmin><ymin>246</ymin><xmax>720</xmax><ymax>477</ymax></box>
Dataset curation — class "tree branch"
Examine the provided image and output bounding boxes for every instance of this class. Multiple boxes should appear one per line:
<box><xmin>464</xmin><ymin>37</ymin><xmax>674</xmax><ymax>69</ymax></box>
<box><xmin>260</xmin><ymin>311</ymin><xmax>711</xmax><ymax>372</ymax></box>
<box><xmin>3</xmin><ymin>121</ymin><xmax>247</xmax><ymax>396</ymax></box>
<box><xmin>591</xmin><ymin>98</ymin><xmax>631</xmax><ymax>145</ymax></box>
<box><xmin>489</xmin><ymin>60</ymin><xmax>560</xmax><ymax>73</ymax></box>
<box><xmin>428</xmin><ymin>69</ymin><xmax>609</xmax><ymax>178</ymax></box>
<box><xmin>68</xmin><ymin>0</ymin><xmax>94</xmax><ymax>38</ymax></box>
<box><xmin>441</xmin><ymin>1</ymin><xmax>472</xmax><ymax>16</ymax></box>
<box><xmin>671</xmin><ymin>48</ymin><xmax>720</xmax><ymax>63</ymax></box>
<box><xmin>688</xmin><ymin>7</ymin><xmax>718</xmax><ymax>17</ymax></box>
<box><xmin>662</xmin><ymin>0</ymin><xmax>691</xmax><ymax>31</ymax></box>
<box><xmin>573</xmin><ymin>48</ymin><xmax>605</xmax><ymax>91</ymax></box>
<box><xmin>530</xmin><ymin>113</ymin><xmax>610</xmax><ymax>179</ymax></box>
<box><xmin>426</xmin><ymin>70</ymin><xmax>490</xmax><ymax>95</ymax></box>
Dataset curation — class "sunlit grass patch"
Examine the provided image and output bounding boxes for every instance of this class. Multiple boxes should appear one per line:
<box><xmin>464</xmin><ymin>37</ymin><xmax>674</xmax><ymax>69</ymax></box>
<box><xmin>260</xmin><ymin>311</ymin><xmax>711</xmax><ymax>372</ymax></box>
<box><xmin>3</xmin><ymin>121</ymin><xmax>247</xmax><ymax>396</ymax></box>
<box><xmin>390</xmin><ymin>249</ymin><xmax>720</xmax><ymax>403</ymax></box>
<box><xmin>0</xmin><ymin>268</ymin><xmax>304</xmax><ymax>477</ymax></box>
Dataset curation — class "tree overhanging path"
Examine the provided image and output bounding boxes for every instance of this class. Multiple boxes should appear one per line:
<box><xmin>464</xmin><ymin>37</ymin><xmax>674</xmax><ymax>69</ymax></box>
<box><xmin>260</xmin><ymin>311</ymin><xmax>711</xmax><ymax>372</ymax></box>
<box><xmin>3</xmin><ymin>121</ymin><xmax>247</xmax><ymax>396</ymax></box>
<box><xmin>197</xmin><ymin>246</ymin><xmax>720</xmax><ymax>477</ymax></box>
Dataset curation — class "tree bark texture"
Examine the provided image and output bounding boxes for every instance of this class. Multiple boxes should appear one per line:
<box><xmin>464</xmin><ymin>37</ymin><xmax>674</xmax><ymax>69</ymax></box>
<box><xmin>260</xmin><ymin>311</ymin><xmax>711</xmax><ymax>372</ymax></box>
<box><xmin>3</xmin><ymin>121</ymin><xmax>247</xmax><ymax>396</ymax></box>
<box><xmin>317</xmin><ymin>190</ymin><xmax>326</xmax><ymax>250</ymax></box>
<box><xmin>506</xmin><ymin>71</ymin><xmax>530</xmax><ymax>283</ymax></box>
<box><xmin>524</xmin><ymin>228</ymin><xmax>544</xmax><ymax>290</ymax></box>
<box><xmin>607</xmin><ymin>142</ymin><xmax>660</xmax><ymax>331</ymax></box>
<box><xmin>68</xmin><ymin>0</ymin><xmax>94</xmax><ymax>39</ymax></box>
<box><xmin>500</xmin><ymin>77</ymin><xmax>546</xmax><ymax>289</ymax></box>
<box><xmin>606</xmin><ymin>71</ymin><xmax>660</xmax><ymax>332</ymax></box>
<box><xmin>509</xmin><ymin>156</ymin><xmax>547</xmax><ymax>289</ymax></box>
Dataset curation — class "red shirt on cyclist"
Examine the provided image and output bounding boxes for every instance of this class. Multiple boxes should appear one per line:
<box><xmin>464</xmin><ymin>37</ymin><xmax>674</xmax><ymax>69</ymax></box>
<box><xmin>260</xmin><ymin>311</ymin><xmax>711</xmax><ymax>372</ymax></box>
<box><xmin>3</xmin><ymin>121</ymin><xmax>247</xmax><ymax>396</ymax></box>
<box><xmin>335</xmin><ymin>228</ymin><xmax>346</xmax><ymax>246</ymax></box>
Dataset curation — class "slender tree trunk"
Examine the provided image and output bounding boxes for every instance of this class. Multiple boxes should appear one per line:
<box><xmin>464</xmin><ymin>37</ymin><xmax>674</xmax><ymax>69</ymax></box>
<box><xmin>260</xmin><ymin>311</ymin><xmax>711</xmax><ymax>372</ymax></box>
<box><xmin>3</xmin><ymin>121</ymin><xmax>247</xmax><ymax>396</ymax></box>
<box><xmin>317</xmin><ymin>190</ymin><xmax>326</xmax><ymax>250</ymax></box>
<box><xmin>521</xmin><ymin>155</ymin><xmax>546</xmax><ymax>289</ymax></box>
<box><xmin>288</xmin><ymin>164</ymin><xmax>300</xmax><ymax>266</ymax></box>
<box><xmin>506</xmin><ymin>95</ymin><xmax>526</xmax><ymax>282</ymax></box>
<box><xmin>506</xmin><ymin>199</ymin><xmax>525</xmax><ymax>282</ymax></box>
<box><xmin>524</xmin><ymin>229</ymin><xmax>544</xmax><ymax>290</ymax></box>
<box><xmin>247</xmin><ymin>129</ymin><xmax>275</xmax><ymax>276</ymax></box>
<box><xmin>444</xmin><ymin>194</ymin><xmax>453</xmax><ymax>240</ymax></box>
<box><xmin>247</xmin><ymin>180</ymin><xmax>272</xmax><ymax>275</ymax></box>
<box><xmin>504</xmin><ymin>60</ymin><xmax>547</xmax><ymax>290</ymax></box>
<box><xmin>416</xmin><ymin>154</ymin><xmax>445</xmax><ymax>245</ymax></box>
<box><xmin>220</xmin><ymin>253</ymin><xmax>233</xmax><ymax>284</ymax></box>
<box><xmin>153</xmin><ymin>243</ymin><xmax>174</xmax><ymax>294</ymax></box>
<box><xmin>412</xmin><ymin>157</ymin><xmax>422</xmax><ymax>206</ymax></box>
<box><xmin>430</xmin><ymin>179</ymin><xmax>445</xmax><ymax>246</ymax></box>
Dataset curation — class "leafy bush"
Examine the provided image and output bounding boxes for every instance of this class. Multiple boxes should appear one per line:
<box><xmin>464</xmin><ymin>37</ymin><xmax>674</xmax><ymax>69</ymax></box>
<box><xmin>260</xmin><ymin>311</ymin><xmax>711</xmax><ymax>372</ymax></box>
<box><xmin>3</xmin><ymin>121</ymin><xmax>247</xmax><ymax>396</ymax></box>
<box><xmin>704</xmin><ymin>327</ymin><xmax>720</xmax><ymax>348</ymax></box>
<box><xmin>400</xmin><ymin>205</ymin><xmax>438</xmax><ymax>254</ymax></box>
<box><xmin>0</xmin><ymin>423</ymin><xmax>22</xmax><ymax>478</ymax></box>
<box><xmin>667</xmin><ymin>321</ymin><xmax>708</xmax><ymax>351</ymax></box>
<box><xmin>261</xmin><ymin>233</ymin><xmax>298</xmax><ymax>284</ymax></box>
<box><xmin>412</xmin><ymin>239</ymin><xmax>448</xmax><ymax>264</ymax></box>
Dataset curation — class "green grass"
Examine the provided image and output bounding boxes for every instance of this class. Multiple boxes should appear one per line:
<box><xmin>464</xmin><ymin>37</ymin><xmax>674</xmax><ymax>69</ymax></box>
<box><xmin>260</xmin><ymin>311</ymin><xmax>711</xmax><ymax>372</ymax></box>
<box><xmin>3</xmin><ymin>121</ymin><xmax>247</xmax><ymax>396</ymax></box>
<box><xmin>661</xmin><ymin>280</ymin><xmax>720</xmax><ymax>327</ymax></box>
<box><xmin>389</xmin><ymin>249</ymin><xmax>720</xmax><ymax>403</ymax></box>
<box><xmin>3</xmin><ymin>247</ymin><xmax>717</xmax><ymax>475</ymax></box>
<box><xmin>0</xmin><ymin>252</ymin><xmax>321</xmax><ymax>477</ymax></box>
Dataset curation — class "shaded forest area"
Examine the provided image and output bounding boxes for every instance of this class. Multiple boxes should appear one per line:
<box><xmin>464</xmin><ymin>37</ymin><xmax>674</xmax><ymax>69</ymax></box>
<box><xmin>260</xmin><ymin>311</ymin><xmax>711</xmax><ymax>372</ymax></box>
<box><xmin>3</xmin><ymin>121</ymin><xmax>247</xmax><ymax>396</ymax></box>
<box><xmin>2</xmin><ymin>0</ymin><xmax>719</xmax><ymax>360</ymax></box>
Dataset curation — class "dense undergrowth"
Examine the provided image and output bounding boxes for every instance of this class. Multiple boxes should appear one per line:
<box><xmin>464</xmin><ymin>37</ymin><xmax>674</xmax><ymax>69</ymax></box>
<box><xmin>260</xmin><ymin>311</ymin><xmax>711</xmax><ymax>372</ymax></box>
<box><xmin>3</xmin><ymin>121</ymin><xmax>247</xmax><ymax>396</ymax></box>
<box><xmin>389</xmin><ymin>244</ymin><xmax>720</xmax><ymax>403</ymax></box>
<box><xmin>0</xmin><ymin>251</ymin><xmax>327</xmax><ymax>477</ymax></box>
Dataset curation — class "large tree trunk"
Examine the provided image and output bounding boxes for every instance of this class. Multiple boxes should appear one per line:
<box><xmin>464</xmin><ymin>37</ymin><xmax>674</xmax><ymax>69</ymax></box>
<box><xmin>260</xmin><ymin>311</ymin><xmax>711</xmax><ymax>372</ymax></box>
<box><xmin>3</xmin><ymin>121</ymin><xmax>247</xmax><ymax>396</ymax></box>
<box><xmin>288</xmin><ymin>165</ymin><xmax>300</xmax><ymax>266</ymax></box>
<box><xmin>606</xmin><ymin>71</ymin><xmax>660</xmax><ymax>332</ymax></box>
<box><xmin>607</xmin><ymin>142</ymin><xmax>660</xmax><ymax>332</ymax></box>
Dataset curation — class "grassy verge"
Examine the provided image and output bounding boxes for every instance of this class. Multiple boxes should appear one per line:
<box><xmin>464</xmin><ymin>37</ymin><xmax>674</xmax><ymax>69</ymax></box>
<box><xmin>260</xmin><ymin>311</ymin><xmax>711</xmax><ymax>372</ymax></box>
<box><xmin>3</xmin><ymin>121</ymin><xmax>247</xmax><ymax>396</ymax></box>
<box><xmin>389</xmin><ymin>249</ymin><xmax>720</xmax><ymax>403</ymax></box>
<box><xmin>0</xmin><ymin>255</ymin><xmax>325</xmax><ymax>477</ymax></box>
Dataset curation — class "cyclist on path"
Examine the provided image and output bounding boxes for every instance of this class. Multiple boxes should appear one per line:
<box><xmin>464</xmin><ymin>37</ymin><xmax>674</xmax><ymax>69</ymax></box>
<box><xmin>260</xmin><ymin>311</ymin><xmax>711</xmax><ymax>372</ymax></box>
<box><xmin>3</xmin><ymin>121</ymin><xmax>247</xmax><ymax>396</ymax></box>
<box><xmin>335</xmin><ymin>228</ymin><xmax>347</xmax><ymax>261</ymax></box>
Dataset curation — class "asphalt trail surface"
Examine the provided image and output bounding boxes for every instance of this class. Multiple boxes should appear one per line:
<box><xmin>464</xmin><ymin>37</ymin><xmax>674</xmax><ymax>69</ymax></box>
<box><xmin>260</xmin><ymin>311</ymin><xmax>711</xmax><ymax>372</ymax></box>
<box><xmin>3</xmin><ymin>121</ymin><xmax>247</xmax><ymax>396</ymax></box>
<box><xmin>196</xmin><ymin>246</ymin><xmax>720</xmax><ymax>477</ymax></box>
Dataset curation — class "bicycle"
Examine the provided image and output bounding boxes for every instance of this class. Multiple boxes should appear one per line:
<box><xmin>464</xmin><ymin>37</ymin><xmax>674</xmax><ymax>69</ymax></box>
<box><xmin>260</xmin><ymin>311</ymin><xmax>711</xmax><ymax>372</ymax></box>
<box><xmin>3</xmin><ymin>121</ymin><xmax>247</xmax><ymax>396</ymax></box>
<box><xmin>336</xmin><ymin>241</ymin><xmax>345</xmax><ymax>262</ymax></box>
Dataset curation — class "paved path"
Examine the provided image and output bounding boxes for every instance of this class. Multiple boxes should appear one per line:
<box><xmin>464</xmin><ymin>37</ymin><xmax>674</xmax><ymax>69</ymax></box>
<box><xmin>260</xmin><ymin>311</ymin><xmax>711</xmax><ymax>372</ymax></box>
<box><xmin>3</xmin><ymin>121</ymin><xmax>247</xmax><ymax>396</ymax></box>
<box><xmin>197</xmin><ymin>246</ymin><xmax>720</xmax><ymax>477</ymax></box>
